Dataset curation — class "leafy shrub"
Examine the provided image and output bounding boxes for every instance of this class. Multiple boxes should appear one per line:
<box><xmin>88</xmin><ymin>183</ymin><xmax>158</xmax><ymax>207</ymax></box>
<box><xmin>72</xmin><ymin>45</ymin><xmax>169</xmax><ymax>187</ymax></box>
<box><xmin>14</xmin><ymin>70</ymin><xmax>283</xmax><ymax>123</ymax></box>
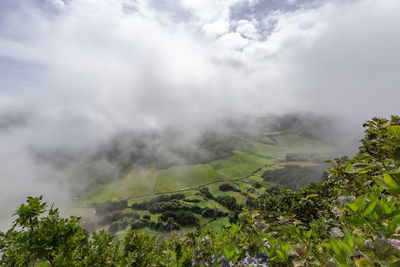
<box><xmin>199</xmin><ymin>187</ymin><xmax>214</xmax><ymax>200</ymax></box>
<box><xmin>131</xmin><ymin>194</ymin><xmax>185</xmax><ymax>210</ymax></box>
<box><xmin>201</xmin><ymin>207</ymin><xmax>227</xmax><ymax>218</ymax></box>
<box><xmin>216</xmin><ymin>195</ymin><xmax>241</xmax><ymax>211</ymax></box>
<box><xmin>219</xmin><ymin>183</ymin><xmax>240</xmax><ymax>192</ymax></box>
<box><xmin>160</xmin><ymin>211</ymin><xmax>199</xmax><ymax>227</ymax></box>
<box><xmin>148</xmin><ymin>199</ymin><xmax>187</xmax><ymax>214</ymax></box>
<box><xmin>254</xmin><ymin>182</ymin><xmax>262</xmax><ymax>188</ymax></box>
<box><xmin>131</xmin><ymin>219</ymin><xmax>149</xmax><ymax>230</ymax></box>
<box><xmin>189</xmin><ymin>205</ymin><xmax>203</xmax><ymax>214</ymax></box>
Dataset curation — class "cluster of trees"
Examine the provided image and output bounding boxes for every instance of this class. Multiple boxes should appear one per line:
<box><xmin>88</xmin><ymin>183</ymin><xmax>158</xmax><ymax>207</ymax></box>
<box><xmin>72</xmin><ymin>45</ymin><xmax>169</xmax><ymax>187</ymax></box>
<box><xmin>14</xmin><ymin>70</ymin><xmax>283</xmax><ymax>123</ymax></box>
<box><xmin>218</xmin><ymin>183</ymin><xmax>240</xmax><ymax>192</ymax></box>
<box><xmin>160</xmin><ymin>211</ymin><xmax>199</xmax><ymax>227</ymax></box>
<box><xmin>88</xmin><ymin>186</ymin><xmax>241</xmax><ymax>234</ymax></box>
<box><xmin>147</xmin><ymin>199</ymin><xmax>185</xmax><ymax>214</ymax></box>
<box><xmin>199</xmin><ymin>187</ymin><xmax>214</xmax><ymax>199</ymax></box>
<box><xmin>130</xmin><ymin>219</ymin><xmax>151</xmax><ymax>230</ymax></box>
<box><xmin>103</xmin><ymin>186</ymin><xmax>245</xmax><ymax>233</ymax></box>
<box><xmin>131</xmin><ymin>194</ymin><xmax>185</xmax><ymax>210</ymax></box>
<box><xmin>102</xmin><ymin>192</ymin><xmax>229</xmax><ymax>232</ymax></box>
<box><xmin>215</xmin><ymin>195</ymin><xmax>242</xmax><ymax>212</ymax></box>
<box><xmin>201</xmin><ymin>207</ymin><xmax>227</xmax><ymax>218</ymax></box>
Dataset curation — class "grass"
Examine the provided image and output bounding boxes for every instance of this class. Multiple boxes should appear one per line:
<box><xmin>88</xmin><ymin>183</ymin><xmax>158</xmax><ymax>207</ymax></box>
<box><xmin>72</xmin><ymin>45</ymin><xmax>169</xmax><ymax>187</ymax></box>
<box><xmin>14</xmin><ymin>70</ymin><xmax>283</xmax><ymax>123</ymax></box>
<box><xmin>210</xmin><ymin>150</ymin><xmax>272</xmax><ymax>179</ymax></box>
<box><xmin>207</xmin><ymin>182</ymin><xmax>248</xmax><ymax>204</ymax></box>
<box><xmin>111</xmin><ymin>169</ymin><xmax>155</xmax><ymax>199</ymax></box>
<box><xmin>238</xmin><ymin>138</ymin><xmax>284</xmax><ymax>159</ymax></box>
<box><xmin>82</xmin><ymin>132</ymin><xmax>334</xmax><ymax>205</ymax></box>
<box><xmin>155</xmin><ymin>164</ymin><xmax>223</xmax><ymax>192</ymax></box>
<box><xmin>82</xmin><ymin>179</ymin><xmax>125</xmax><ymax>204</ymax></box>
<box><xmin>76</xmin><ymin>131</ymin><xmax>336</xmax><ymax>237</ymax></box>
<box><xmin>82</xmin><ymin>168</ymin><xmax>155</xmax><ymax>204</ymax></box>
<box><xmin>274</xmin><ymin>134</ymin><xmax>334</xmax><ymax>154</ymax></box>
<box><xmin>261</xmin><ymin>136</ymin><xmax>275</xmax><ymax>144</ymax></box>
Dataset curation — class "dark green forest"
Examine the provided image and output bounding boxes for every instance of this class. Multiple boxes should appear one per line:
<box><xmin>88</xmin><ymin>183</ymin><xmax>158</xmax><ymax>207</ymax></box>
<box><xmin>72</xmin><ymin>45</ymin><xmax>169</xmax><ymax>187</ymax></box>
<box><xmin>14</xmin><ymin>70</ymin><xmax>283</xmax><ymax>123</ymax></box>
<box><xmin>1</xmin><ymin>116</ymin><xmax>400</xmax><ymax>266</ymax></box>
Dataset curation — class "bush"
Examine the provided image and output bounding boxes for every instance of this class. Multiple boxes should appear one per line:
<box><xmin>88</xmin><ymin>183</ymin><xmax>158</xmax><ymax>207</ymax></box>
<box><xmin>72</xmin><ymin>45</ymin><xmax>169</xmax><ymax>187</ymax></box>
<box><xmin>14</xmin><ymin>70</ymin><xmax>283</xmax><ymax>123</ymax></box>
<box><xmin>148</xmin><ymin>200</ymin><xmax>186</xmax><ymax>214</ymax></box>
<box><xmin>160</xmin><ymin>211</ymin><xmax>199</xmax><ymax>227</ymax></box>
<box><xmin>201</xmin><ymin>207</ymin><xmax>227</xmax><ymax>218</ymax></box>
<box><xmin>199</xmin><ymin>187</ymin><xmax>214</xmax><ymax>199</ymax></box>
<box><xmin>131</xmin><ymin>219</ymin><xmax>149</xmax><ymax>230</ymax></box>
<box><xmin>254</xmin><ymin>182</ymin><xmax>262</xmax><ymax>189</ymax></box>
<box><xmin>216</xmin><ymin>196</ymin><xmax>241</xmax><ymax>211</ymax></box>
<box><xmin>246</xmin><ymin>197</ymin><xmax>258</xmax><ymax>208</ymax></box>
<box><xmin>219</xmin><ymin>183</ymin><xmax>240</xmax><ymax>192</ymax></box>
<box><xmin>131</xmin><ymin>194</ymin><xmax>185</xmax><ymax>210</ymax></box>
<box><xmin>190</xmin><ymin>205</ymin><xmax>203</xmax><ymax>214</ymax></box>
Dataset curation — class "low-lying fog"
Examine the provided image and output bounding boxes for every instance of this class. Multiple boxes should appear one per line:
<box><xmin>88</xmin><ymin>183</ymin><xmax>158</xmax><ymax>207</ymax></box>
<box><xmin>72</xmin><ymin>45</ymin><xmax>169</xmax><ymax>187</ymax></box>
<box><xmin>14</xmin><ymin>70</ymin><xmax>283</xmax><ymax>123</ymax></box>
<box><xmin>0</xmin><ymin>0</ymin><xmax>399</xmax><ymax>228</ymax></box>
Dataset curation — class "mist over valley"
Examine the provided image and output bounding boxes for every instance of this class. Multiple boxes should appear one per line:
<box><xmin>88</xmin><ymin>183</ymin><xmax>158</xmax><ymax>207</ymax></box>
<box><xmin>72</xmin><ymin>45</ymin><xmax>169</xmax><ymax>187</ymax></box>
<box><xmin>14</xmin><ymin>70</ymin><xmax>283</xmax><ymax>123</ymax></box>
<box><xmin>0</xmin><ymin>0</ymin><xmax>399</xmax><ymax>236</ymax></box>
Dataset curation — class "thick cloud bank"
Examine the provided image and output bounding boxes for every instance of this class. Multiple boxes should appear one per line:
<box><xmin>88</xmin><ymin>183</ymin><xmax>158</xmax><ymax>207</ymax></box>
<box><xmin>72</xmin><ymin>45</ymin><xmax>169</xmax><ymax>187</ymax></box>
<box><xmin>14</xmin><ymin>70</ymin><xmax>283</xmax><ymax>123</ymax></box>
<box><xmin>0</xmin><ymin>0</ymin><xmax>399</xmax><ymax>225</ymax></box>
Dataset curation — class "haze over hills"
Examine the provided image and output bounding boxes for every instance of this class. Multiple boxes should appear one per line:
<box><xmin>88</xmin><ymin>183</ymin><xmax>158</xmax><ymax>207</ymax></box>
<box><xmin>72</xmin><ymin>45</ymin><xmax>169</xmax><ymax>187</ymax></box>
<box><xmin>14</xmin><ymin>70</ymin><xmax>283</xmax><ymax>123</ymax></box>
<box><xmin>2</xmin><ymin>0</ymin><xmax>400</xmax><ymax>265</ymax></box>
<box><xmin>74</xmin><ymin>115</ymin><xmax>339</xmax><ymax>235</ymax></box>
<box><xmin>1</xmin><ymin>0</ymin><xmax>400</xmax><ymax>230</ymax></box>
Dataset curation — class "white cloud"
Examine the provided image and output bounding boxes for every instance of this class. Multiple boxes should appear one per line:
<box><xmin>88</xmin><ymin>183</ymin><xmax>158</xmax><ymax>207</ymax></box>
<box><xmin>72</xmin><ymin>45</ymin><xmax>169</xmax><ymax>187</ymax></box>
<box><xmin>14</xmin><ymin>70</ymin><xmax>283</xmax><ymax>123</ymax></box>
<box><xmin>202</xmin><ymin>19</ymin><xmax>230</xmax><ymax>39</ymax></box>
<box><xmin>235</xmin><ymin>19</ymin><xmax>260</xmax><ymax>40</ymax></box>
<box><xmin>217</xmin><ymin>32</ymin><xmax>249</xmax><ymax>50</ymax></box>
<box><xmin>45</xmin><ymin>0</ymin><xmax>66</xmax><ymax>9</ymax></box>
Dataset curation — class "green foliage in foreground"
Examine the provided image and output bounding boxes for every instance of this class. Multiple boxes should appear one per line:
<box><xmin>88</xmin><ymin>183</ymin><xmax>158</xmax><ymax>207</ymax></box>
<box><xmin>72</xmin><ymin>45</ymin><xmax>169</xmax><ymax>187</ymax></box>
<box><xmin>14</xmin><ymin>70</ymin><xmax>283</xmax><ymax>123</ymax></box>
<box><xmin>1</xmin><ymin>116</ymin><xmax>400</xmax><ymax>266</ymax></box>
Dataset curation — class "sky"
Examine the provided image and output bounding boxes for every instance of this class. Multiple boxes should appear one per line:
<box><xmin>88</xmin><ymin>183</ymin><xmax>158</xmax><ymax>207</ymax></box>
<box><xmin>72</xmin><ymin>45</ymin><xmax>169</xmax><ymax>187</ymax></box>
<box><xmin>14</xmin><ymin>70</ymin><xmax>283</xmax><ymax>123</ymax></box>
<box><xmin>0</xmin><ymin>0</ymin><xmax>400</xmax><ymax>225</ymax></box>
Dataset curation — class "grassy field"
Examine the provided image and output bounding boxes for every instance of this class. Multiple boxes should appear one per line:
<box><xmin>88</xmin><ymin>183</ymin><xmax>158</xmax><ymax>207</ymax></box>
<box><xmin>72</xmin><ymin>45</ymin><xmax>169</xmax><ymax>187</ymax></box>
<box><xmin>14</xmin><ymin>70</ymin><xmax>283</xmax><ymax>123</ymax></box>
<box><xmin>82</xmin><ymin>132</ymin><xmax>334</xmax><ymax>205</ymax></box>
<box><xmin>210</xmin><ymin>150</ymin><xmax>272</xmax><ymax>179</ymax></box>
<box><xmin>274</xmin><ymin>134</ymin><xmax>334</xmax><ymax>154</ymax></box>
<box><xmin>155</xmin><ymin>164</ymin><xmax>222</xmax><ymax>192</ymax></box>
<box><xmin>76</xmin><ymin>131</ymin><xmax>336</xmax><ymax>237</ymax></box>
<box><xmin>82</xmin><ymin>179</ymin><xmax>126</xmax><ymax>204</ymax></box>
<box><xmin>83</xmin><ymin>168</ymin><xmax>156</xmax><ymax>204</ymax></box>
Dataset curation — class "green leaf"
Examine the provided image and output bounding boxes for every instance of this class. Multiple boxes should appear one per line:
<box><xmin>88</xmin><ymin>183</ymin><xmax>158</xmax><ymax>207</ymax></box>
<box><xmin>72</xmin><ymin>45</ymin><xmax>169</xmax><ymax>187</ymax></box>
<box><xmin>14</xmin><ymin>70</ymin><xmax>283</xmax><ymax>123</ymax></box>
<box><xmin>362</xmin><ymin>200</ymin><xmax>377</xmax><ymax>217</ymax></box>
<box><xmin>330</xmin><ymin>240</ymin><xmax>344</xmax><ymax>256</ymax></box>
<box><xmin>374</xmin><ymin>176</ymin><xmax>390</xmax><ymax>190</ymax></box>
<box><xmin>387</xmin><ymin>188</ymin><xmax>400</xmax><ymax>195</ymax></box>
<box><xmin>384</xmin><ymin>173</ymin><xmax>400</xmax><ymax>189</ymax></box>
<box><xmin>342</xmin><ymin>216</ymin><xmax>364</xmax><ymax>227</ymax></box>
<box><xmin>387</xmin><ymin>125</ymin><xmax>400</xmax><ymax>139</ymax></box>
<box><xmin>388</xmin><ymin>215</ymin><xmax>400</xmax><ymax>232</ymax></box>
<box><xmin>276</xmin><ymin>250</ymin><xmax>285</xmax><ymax>261</ymax></box>
<box><xmin>355</xmin><ymin>258</ymin><xmax>374</xmax><ymax>267</ymax></box>
<box><xmin>390</xmin><ymin>146</ymin><xmax>400</xmax><ymax>161</ymax></box>
<box><xmin>346</xmin><ymin>194</ymin><xmax>367</xmax><ymax>213</ymax></box>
